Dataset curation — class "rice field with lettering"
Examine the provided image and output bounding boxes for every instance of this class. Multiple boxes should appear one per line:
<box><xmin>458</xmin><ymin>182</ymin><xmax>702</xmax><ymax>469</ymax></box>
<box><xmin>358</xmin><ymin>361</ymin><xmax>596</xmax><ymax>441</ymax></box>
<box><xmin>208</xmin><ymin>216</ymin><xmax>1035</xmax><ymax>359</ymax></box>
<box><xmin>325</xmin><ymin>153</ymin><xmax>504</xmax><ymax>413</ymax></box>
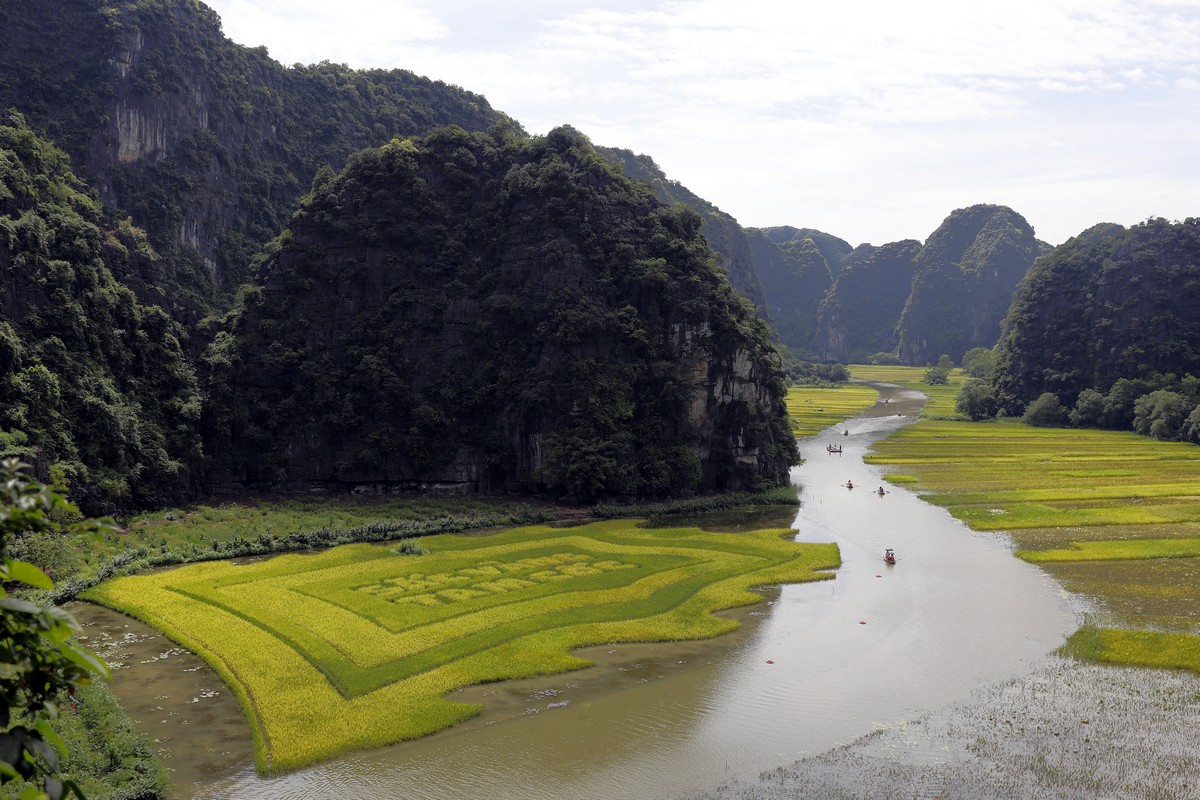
<box><xmin>785</xmin><ymin>384</ymin><xmax>880</xmax><ymax>437</ymax></box>
<box><xmin>866</xmin><ymin>417</ymin><xmax>1200</xmax><ymax>672</ymax></box>
<box><xmin>84</xmin><ymin>519</ymin><xmax>838</xmax><ymax>773</ymax></box>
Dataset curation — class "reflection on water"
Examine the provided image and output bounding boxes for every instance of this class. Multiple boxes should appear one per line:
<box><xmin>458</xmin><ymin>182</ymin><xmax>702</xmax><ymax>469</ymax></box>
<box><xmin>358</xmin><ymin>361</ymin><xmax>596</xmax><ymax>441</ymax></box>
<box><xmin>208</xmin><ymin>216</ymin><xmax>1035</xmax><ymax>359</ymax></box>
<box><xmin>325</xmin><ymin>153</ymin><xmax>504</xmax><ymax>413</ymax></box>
<box><xmin>84</xmin><ymin>383</ymin><xmax>1077</xmax><ymax>800</ymax></box>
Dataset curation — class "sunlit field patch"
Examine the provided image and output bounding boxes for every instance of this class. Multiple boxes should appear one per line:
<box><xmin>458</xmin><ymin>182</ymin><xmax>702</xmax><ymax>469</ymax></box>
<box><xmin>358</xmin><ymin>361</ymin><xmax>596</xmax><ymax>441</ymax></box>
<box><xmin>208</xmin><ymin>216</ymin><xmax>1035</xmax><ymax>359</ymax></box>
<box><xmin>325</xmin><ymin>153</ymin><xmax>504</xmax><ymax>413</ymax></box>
<box><xmin>1018</xmin><ymin>538</ymin><xmax>1200</xmax><ymax>563</ymax></box>
<box><xmin>865</xmin><ymin>415</ymin><xmax>1200</xmax><ymax>668</ymax></box>
<box><xmin>84</xmin><ymin>520</ymin><xmax>838</xmax><ymax>773</ymax></box>
<box><xmin>785</xmin><ymin>384</ymin><xmax>879</xmax><ymax>437</ymax></box>
<box><xmin>1064</xmin><ymin>626</ymin><xmax>1200</xmax><ymax>672</ymax></box>
<box><xmin>846</xmin><ymin>364</ymin><xmax>966</xmax><ymax>418</ymax></box>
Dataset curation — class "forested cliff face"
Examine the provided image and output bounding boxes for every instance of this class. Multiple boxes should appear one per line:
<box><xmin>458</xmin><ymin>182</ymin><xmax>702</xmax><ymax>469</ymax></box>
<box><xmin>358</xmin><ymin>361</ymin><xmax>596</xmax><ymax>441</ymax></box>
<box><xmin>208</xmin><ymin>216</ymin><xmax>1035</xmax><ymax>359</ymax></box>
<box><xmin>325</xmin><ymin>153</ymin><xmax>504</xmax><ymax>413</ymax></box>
<box><xmin>993</xmin><ymin>218</ymin><xmax>1200</xmax><ymax>410</ymax></box>
<box><xmin>751</xmin><ymin>206</ymin><xmax>1044</xmax><ymax>364</ymax></box>
<box><xmin>204</xmin><ymin>126</ymin><xmax>797</xmax><ymax>500</ymax></box>
<box><xmin>812</xmin><ymin>240</ymin><xmax>922</xmax><ymax>362</ymax></box>
<box><xmin>598</xmin><ymin>148</ymin><xmax>769</xmax><ymax>317</ymax></box>
<box><xmin>756</xmin><ymin>226</ymin><xmax>853</xmax><ymax>278</ymax></box>
<box><xmin>747</xmin><ymin>229</ymin><xmax>833</xmax><ymax>358</ymax></box>
<box><xmin>0</xmin><ymin>113</ymin><xmax>200</xmax><ymax>510</ymax></box>
<box><xmin>0</xmin><ymin>0</ymin><xmax>510</xmax><ymax>310</ymax></box>
<box><xmin>895</xmin><ymin>205</ymin><xmax>1046</xmax><ymax>364</ymax></box>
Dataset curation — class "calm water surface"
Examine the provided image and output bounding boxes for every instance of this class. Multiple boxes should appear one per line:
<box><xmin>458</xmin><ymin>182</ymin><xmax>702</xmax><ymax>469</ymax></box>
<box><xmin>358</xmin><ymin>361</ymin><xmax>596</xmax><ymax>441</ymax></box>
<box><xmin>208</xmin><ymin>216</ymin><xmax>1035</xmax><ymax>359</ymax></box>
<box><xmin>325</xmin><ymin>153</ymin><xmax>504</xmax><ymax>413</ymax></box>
<box><xmin>75</xmin><ymin>384</ymin><xmax>1077</xmax><ymax>799</ymax></box>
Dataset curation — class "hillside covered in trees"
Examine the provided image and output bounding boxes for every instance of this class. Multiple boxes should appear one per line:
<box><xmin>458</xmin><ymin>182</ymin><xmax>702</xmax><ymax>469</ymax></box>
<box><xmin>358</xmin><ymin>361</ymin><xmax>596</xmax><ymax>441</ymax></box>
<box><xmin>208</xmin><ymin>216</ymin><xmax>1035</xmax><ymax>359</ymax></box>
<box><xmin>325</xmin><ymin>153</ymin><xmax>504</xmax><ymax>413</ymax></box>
<box><xmin>0</xmin><ymin>0</ymin><xmax>512</xmax><ymax>311</ymax></box>
<box><xmin>598</xmin><ymin>148</ymin><xmax>768</xmax><ymax>317</ymax></box>
<box><xmin>747</xmin><ymin>228</ymin><xmax>842</xmax><ymax>358</ymax></box>
<box><xmin>0</xmin><ymin>112</ymin><xmax>200</xmax><ymax>510</ymax></box>
<box><xmin>750</xmin><ymin>205</ymin><xmax>1045</xmax><ymax>364</ymax></box>
<box><xmin>986</xmin><ymin>218</ymin><xmax>1200</xmax><ymax>440</ymax></box>
<box><xmin>204</xmin><ymin>126</ymin><xmax>797</xmax><ymax>500</ymax></box>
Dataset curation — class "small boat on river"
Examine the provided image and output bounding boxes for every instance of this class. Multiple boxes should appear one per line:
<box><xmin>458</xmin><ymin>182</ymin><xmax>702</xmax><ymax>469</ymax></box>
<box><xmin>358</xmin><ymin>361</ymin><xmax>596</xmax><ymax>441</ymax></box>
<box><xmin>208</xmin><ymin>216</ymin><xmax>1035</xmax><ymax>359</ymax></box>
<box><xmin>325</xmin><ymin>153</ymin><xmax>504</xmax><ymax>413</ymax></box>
<box><xmin>884</xmin><ymin>548</ymin><xmax>896</xmax><ymax>565</ymax></box>
<box><xmin>827</xmin><ymin>444</ymin><xmax>843</xmax><ymax>453</ymax></box>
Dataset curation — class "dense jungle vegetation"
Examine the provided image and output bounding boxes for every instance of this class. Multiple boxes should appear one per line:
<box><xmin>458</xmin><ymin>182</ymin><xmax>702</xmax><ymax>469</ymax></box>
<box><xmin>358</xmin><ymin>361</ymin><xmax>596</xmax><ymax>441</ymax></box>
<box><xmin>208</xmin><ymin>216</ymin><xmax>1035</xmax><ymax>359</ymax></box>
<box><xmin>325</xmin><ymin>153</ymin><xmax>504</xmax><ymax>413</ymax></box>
<box><xmin>206</xmin><ymin>124</ymin><xmax>797</xmax><ymax>501</ymax></box>
<box><xmin>960</xmin><ymin>219</ymin><xmax>1200</xmax><ymax>444</ymax></box>
<box><xmin>0</xmin><ymin>0</ymin><xmax>511</xmax><ymax>309</ymax></box>
<box><xmin>0</xmin><ymin>112</ymin><xmax>201</xmax><ymax>512</ymax></box>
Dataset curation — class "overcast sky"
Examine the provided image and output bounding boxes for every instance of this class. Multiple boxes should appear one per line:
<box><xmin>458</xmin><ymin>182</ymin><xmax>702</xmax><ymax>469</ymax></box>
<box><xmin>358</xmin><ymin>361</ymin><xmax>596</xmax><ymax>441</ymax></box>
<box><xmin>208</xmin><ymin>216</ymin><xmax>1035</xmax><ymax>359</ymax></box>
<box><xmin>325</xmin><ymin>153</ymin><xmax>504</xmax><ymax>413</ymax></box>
<box><xmin>202</xmin><ymin>0</ymin><xmax>1200</xmax><ymax>246</ymax></box>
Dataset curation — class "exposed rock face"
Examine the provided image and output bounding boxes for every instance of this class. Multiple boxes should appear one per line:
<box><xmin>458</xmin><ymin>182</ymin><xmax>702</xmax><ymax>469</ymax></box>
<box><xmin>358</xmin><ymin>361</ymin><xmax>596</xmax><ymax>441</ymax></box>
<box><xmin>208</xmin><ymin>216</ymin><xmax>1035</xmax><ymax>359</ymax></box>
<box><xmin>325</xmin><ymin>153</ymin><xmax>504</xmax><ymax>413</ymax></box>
<box><xmin>207</xmin><ymin>126</ymin><xmax>797</xmax><ymax>500</ymax></box>
<box><xmin>0</xmin><ymin>0</ymin><xmax>511</xmax><ymax>310</ymax></box>
<box><xmin>895</xmin><ymin>205</ymin><xmax>1046</xmax><ymax>364</ymax></box>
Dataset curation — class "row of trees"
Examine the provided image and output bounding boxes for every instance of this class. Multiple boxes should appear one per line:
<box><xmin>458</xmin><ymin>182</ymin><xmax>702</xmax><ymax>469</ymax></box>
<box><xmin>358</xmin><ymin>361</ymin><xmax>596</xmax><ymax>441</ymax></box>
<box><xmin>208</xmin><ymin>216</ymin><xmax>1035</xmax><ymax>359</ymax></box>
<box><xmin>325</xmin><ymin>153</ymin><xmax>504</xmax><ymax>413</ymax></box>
<box><xmin>955</xmin><ymin>369</ymin><xmax>1200</xmax><ymax>444</ymax></box>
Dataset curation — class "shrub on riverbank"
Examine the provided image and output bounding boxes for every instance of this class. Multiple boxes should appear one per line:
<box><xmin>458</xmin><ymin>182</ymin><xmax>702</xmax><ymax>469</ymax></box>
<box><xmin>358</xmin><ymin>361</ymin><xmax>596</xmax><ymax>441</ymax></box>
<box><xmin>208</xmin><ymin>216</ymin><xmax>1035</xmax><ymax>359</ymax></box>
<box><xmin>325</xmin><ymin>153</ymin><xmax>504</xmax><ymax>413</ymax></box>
<box><xmin>54</xmin><ymin>682</ymin><xmax>169</xmax><ymax>799</ymax></box>
<box><xmin>592</xmin><ymin>487</ymin><xmax>799</xmax><ymax>519</ymax></box>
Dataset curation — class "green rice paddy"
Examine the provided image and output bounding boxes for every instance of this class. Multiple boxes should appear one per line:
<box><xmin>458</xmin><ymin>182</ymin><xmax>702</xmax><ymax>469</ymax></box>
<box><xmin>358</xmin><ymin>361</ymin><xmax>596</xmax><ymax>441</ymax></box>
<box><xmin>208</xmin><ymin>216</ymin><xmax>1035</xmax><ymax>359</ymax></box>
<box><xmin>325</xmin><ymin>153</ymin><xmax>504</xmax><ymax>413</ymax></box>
<box><xmin>847</xmin><ymin>364</ymin><xmax>967</xmax><ymax>418</ymax></box>
<box><xmin>785</xmin><ymin>384</ymin><xmax>880</xmax><ymax>437</ymax></box>
<box><xmin>866</xmin><ymin>415</ymin><xmax>1200</xmax><ymax>672</ymax></box>
<box><xmin>84</xmin><ymin>519</ymin><xmax>838</xmax><ymax>772</ymax></box>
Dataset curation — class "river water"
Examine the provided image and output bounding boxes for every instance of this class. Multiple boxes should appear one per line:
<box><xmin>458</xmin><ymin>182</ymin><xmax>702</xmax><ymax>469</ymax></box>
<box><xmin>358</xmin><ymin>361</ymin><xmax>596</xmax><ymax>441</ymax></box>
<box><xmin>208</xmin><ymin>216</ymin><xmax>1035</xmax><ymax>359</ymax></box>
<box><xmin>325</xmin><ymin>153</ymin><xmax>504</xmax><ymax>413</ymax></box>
<box><xmin>73</xmin><ymin>383</ymin><xmax>1077</xmax><ymax>799</ymax></box>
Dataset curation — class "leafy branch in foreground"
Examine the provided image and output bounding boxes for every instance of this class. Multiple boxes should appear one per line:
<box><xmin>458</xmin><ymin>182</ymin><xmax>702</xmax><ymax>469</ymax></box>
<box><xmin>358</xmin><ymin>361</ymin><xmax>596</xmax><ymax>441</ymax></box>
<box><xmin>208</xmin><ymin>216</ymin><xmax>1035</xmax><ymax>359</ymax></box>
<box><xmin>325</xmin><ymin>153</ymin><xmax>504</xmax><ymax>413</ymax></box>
<box><xmin>0</xmin><ymin>459</ymin><xmax>111</xmax><ymax>800</ymax></box>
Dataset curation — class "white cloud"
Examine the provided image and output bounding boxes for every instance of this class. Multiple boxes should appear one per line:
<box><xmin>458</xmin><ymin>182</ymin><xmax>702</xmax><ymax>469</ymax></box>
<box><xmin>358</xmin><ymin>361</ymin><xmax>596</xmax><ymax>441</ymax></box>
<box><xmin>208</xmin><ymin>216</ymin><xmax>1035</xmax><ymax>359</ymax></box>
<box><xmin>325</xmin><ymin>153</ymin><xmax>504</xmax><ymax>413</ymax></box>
<box><xmin>212</xmin><ymin>0</ymin><xmax>447</xmax><ymax>65</ymax></box>
<box><xmin>200</xmin><ymin>0</ymin><xmax>1200</xmax><ymax>244</ymax></box>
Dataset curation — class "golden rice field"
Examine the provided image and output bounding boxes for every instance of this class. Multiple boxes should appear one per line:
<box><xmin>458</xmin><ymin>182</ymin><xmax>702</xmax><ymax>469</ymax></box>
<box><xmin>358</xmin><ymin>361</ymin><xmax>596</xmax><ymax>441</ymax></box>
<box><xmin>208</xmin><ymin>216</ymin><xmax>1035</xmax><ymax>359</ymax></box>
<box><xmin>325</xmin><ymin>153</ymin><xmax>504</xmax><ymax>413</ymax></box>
<box><xmin>84</xmin><ymin>519</ymin><xmax>838</xmax><ymax>773</ymax></box>
<box><xmin>847</xmin><ymin>364</ymin><xmax>966</xmax><ymax>418</ymax></box>
<box><xmin>785</xmin><ymin>384</ymin><xmax>880</xmax><ymax>437</ymax></box>
<box><xmin>866</xmin><ymin>416</ymin><xmax>1200</xmax><ymax>671</ymax></box>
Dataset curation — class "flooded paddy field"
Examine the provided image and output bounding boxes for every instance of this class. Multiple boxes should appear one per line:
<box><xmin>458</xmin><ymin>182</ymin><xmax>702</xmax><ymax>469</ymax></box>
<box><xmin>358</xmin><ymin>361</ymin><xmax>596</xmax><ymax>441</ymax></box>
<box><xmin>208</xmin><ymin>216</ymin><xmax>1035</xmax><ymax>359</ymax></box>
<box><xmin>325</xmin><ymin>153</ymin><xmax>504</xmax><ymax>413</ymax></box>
<box><xmin>693</xmin><ymin>657</ymin><xmax>1200</xmax><ymax>800</ymax></box>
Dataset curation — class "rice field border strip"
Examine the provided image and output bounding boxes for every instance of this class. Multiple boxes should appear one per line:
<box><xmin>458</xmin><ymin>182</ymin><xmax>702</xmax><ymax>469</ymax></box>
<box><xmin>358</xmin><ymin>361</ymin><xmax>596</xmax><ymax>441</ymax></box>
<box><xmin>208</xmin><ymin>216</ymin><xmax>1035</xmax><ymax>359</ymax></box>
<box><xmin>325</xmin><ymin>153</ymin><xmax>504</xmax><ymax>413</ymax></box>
<box><xmin>84</xmin><ymin>519</ymin><xmax>840</xmax><ymax>772</ymax></box>
<box><xmin>1064</xmin><ymin>626</ymin><xmax>1200</xmax><ymax>673</ymax></box>
<box><xmin>1018</xmin><ymin>538</ymin><xmax>1200</xmax><ymax>563</ymax></box>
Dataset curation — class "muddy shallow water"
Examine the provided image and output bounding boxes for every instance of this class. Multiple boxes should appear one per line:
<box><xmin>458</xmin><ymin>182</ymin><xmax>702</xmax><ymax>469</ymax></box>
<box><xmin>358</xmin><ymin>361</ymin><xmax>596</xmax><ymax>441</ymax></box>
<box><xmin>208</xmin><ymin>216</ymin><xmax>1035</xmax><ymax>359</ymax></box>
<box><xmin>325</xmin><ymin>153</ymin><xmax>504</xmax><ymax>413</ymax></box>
<box><xmin>76</xmin><ymin>384</ymin><xmax>1079</xmax><ymax>799</ymax></box>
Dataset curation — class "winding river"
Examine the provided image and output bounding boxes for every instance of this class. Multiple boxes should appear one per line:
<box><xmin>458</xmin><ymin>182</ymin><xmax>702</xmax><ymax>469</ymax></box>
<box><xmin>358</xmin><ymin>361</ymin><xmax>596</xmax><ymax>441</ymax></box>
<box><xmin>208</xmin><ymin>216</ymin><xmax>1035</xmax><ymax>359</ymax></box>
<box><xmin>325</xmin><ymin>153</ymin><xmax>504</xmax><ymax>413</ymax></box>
<box><xmin>74</xmin><ymin>383</ymin><xmax>1077</xmax><ymax>799</ymax></box>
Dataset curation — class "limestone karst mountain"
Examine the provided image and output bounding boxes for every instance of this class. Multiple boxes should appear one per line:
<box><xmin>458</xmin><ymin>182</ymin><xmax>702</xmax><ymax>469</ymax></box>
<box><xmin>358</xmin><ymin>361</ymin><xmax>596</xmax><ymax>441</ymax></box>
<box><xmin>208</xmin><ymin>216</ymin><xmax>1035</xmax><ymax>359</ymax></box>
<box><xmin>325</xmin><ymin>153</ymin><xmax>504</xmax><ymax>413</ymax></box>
<box><xmin>204</xmin><ymin>126</ymin><xmax>797</xmax><ymax>500</ymax></box>
<box><xmin>750</xmin><ymin>205</ymin><xmax>1045</xmax><ymax>364</ymax></box>
<box><xmin>0</xmin><ymin>0</ymin><xmax>512</xmax><ymax>312</ymax></box>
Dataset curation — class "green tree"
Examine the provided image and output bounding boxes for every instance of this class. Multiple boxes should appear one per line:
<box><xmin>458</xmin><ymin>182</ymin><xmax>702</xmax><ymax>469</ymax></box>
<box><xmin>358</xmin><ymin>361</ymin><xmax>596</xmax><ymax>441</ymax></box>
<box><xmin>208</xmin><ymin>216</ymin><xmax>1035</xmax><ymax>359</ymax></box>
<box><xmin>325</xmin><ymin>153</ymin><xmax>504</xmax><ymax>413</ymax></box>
<box><xmin>1100</xmin><ymin>378</ymin><xmax>1148</xmax><ymax>429</ymax></box>
<box><xmin>0</xmin><ymin>459</ymin><xmax>110</xmax><ymax>799</ymax></box>
<box><xmin>923</xmin><ymin>361</ymin><xmax>950</xmax><ymax>385</ymax></box>
<box><xmin>1183</xmin><ymin>404</ymin><xmax>1200</xmax><ymax>443</ymax></box>
<box><xmin>961</xmin><ymin>347</ymin><xmax>997</xmax><ymax>379</ymax></box>
<box><xmin>1069</xmin><ymin>388</ymin><xmax>1105</xmax><ymax>427</ymax></box>
<box><xmin>954</xmin><ymin>378</ymin><xmax>998</xmax><ymax>420</ymax></box>
<box><xmin>1022</xmin><ymin>392</ymin><xmax>1068</xmax><ymax>427</ymax></box>
<box><xmin>1132</xmin><ymin>390</ymin><xmax>1189</xmax><ymax>440</ymax></box>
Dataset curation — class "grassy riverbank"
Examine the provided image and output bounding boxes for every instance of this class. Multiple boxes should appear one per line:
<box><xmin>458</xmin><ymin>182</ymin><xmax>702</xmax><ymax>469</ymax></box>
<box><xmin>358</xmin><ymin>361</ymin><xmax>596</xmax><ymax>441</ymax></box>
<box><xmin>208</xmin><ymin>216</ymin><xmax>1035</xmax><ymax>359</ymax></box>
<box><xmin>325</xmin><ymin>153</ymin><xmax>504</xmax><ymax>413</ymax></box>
<box><xmin>85</xmin><ymin>519</ymin><xmax>838</xmax><ymax>773</ymax></box>
<box><xmin>846</xmin><ymin>363</ymin><xmax>966</xmax><ymax>417</ymax></box>
<box><xmin>785</xmin><ymin>364</ymin><xmax>1200</xmax><ymax>670</ymax></box>
<box><xmin>34</xmin><ymin>489</ymin><xmax>801</xmax><ymax>605</ymax></box>
<box><xmin>25</xmin><ymin>496</ymin><xmax>554</xmax><ymax>598</ymax></box>
<box><xmin>784</xmin><ymin>384</ymin><xmax>880</xmax><ymax>437</ymax></box>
